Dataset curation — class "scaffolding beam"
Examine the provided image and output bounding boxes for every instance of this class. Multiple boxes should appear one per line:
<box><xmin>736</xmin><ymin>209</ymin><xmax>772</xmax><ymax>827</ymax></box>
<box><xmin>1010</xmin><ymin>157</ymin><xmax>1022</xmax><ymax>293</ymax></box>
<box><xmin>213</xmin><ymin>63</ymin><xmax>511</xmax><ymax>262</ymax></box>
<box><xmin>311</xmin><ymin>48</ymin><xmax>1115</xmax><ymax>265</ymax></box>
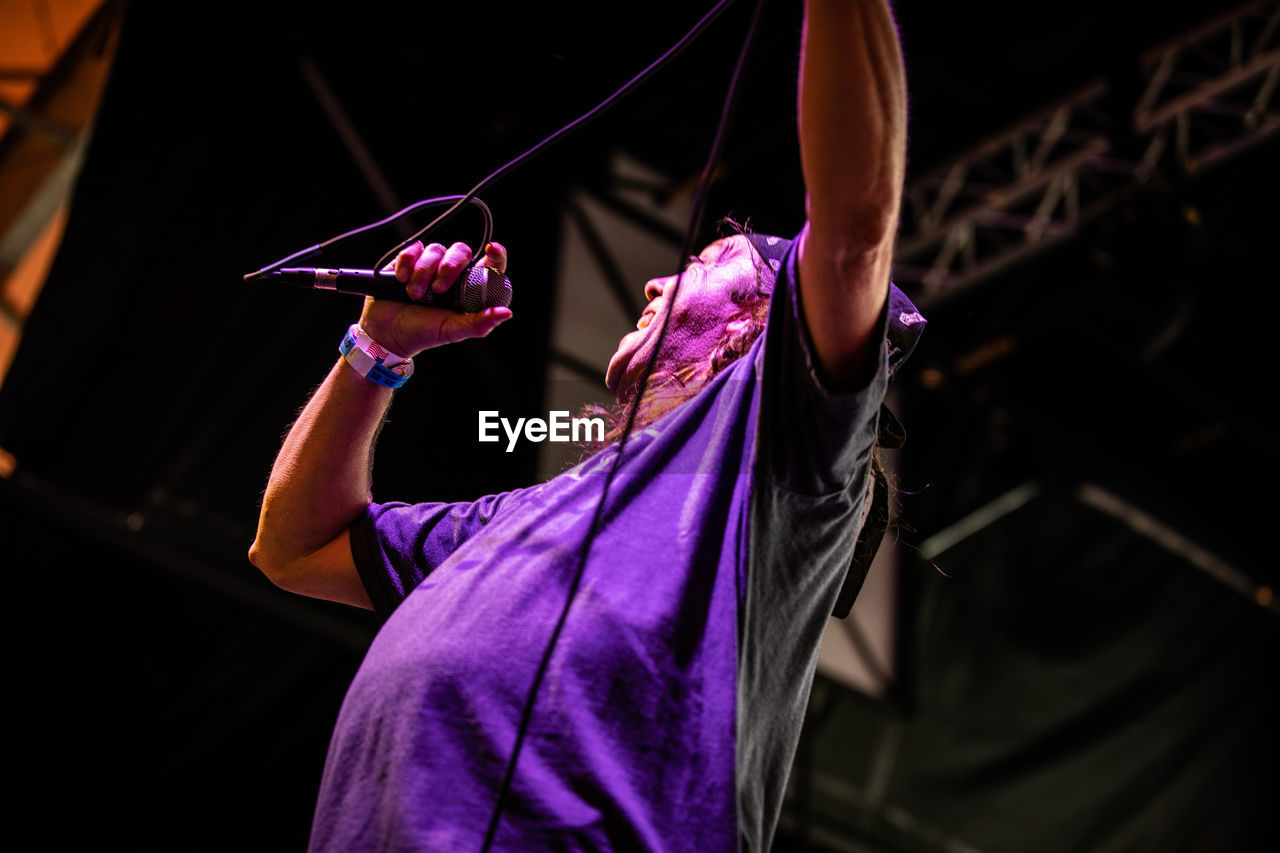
<box><xmin>893</xmin><ymin>0</ymin><xmax>1279</xmax><ymax>307</ymax></box>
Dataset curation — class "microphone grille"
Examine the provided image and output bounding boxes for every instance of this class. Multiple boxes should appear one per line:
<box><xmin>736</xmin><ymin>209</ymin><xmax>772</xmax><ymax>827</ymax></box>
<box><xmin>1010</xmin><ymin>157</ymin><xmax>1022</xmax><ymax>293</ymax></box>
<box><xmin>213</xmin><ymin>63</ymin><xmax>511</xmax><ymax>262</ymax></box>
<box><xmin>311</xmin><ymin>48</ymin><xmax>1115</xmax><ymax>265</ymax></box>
<box><xmin>460</xmin><ymin>266</ymin><xmax>513</xmax><ymax>313</ymax></box>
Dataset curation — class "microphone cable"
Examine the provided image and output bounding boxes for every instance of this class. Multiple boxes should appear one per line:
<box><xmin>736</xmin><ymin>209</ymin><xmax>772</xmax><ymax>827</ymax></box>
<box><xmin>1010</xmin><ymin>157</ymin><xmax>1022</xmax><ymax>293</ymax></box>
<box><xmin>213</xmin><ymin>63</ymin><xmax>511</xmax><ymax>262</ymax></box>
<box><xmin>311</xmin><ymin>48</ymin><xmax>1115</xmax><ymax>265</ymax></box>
<box><xmin>242</xmin><ymin>195</ymin><xmax>494</xmax><ymax>281</ymax></box>
<box><xmin>478</xmin><ymin>0</ymin><xmax>767</xmax><ymax>848</ymax></box>
<box><xmin>243</xmin><ymin>0</ymin><xmax>739</xmax><ymax>283</ymax></box>
<box><xmin>244</xmin><ymin>1</ymin><xmax>761</xmax><ymax>848</ymax></box>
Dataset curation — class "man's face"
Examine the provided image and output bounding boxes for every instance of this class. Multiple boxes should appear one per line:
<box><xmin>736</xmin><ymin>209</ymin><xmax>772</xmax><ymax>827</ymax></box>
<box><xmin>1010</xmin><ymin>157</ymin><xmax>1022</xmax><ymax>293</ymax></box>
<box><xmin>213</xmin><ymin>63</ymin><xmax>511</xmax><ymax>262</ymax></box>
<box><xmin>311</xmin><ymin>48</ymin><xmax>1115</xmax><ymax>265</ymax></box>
<box><xmin>606</xmin><ymin>234</ymin><xmax>759</xmax><ymax>400</ymax></box>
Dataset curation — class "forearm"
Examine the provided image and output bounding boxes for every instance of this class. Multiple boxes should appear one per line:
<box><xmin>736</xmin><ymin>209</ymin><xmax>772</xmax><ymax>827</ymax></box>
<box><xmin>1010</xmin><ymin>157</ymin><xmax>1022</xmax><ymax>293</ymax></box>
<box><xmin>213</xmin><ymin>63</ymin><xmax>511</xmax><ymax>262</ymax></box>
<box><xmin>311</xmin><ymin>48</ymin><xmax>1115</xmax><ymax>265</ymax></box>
<box><xmin>796</xmin><ymin>0</ymin><xmax>908</xmax><ymax>389</ymax></box>
<box><xmin>247</xmin><ymin>241</ymin><xmax>509</xmax><ymax>605</ymax></box>
<box><xmin>250</xmin><ymin>358</ymin><xmax>392</xmax><ymax>574</ymax></box>
<box><xmin>799</xmin><ymin>0</ymin><xmax>907</xmax><ymax>244</ymax></box>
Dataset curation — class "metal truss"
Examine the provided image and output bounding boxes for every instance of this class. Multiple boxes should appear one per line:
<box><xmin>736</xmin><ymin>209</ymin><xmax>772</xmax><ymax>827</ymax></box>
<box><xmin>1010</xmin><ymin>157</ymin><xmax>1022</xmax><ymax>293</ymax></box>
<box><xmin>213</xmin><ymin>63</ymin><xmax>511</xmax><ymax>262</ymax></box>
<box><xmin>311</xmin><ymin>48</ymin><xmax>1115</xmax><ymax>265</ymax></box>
<box><xmin>892</xmin><ymin>0</ymin><xmax>1280</xmax><ymax>308</ymax></box>
<box><xmin>556</xmin><ymin>4</ymin><xmax>1279</xmax><ymax>317</ymax></box>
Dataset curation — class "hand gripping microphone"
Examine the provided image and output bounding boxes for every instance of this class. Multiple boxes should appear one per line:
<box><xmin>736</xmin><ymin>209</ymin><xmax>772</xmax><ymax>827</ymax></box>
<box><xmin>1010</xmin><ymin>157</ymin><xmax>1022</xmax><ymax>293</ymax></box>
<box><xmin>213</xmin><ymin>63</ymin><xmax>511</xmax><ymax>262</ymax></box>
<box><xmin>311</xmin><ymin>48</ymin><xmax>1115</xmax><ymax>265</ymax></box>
<box><xmin>258</xmin><ymin>264</ymin><xmax>513</xmax><ymax>313</ymax></box>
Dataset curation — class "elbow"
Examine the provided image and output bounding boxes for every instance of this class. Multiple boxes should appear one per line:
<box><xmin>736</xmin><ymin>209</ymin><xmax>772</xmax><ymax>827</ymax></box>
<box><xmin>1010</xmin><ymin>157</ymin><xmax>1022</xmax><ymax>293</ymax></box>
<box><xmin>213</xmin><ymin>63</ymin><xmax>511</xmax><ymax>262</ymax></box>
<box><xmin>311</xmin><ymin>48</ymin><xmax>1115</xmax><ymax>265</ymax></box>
<box><xmin>832</xmin><ymin>234</ymin><xmax>894</xmax><ymax>284</ymax></box>
<box><xmin>859</xmin><ymin>199</ymin><xmax>900</xmax><ymax>248</ymax></box>
<box><xmin>805</xmin><ymin>192</ymin><xmax>900</xmax><ymax>254</ymax></box>
<box><xmin>247</xmin><ymin>538</ymin><xmax>267</xmax><ymax>574</ymax></box>
<box><xmin>800</xmin><ymin>215</ymin><xmax>896</xmax><ymax>286</ymax></box>
<box><xmin>248</xmin><ymin>536</ymin><xmax>293</xmax><ymax>591</ymax></box>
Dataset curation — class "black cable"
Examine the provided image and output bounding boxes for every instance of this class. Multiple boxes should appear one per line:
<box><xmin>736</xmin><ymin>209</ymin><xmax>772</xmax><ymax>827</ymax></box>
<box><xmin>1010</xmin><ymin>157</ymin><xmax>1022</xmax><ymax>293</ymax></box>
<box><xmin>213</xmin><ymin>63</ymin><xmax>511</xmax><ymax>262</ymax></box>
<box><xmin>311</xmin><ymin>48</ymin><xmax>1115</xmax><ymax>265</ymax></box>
<box><xmin>478</xmin><ymin>0</ymin><xmax>767</xmax><ymax>848</ymax></box>
<box><xmin>242</xmin><ymin>195</ymin><xmax>493</xmax><ymax>279</ymax></box>
<box><xmin>244</xmin><ymin>0</ymin><xmax>738</xmax><ymax>283</ymax></box>
<box><xmin>370</xmin><ymin>0</ymin><xmax>738</xmax><ymax>275</ymax></box>
<box><xmin>243</xmin><ymin>1</ymin><xmax>759</xmax><ymax>847</ymax></box>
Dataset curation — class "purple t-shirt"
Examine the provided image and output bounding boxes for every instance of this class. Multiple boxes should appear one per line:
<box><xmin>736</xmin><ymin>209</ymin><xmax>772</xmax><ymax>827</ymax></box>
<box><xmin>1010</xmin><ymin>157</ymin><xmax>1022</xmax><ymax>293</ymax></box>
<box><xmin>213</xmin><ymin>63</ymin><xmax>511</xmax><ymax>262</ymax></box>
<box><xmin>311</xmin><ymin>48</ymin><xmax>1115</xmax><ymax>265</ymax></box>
<box><xmin>310</xmin><ymin>243</ymin><xmax>900</xmax><ymax>852</ymax></box>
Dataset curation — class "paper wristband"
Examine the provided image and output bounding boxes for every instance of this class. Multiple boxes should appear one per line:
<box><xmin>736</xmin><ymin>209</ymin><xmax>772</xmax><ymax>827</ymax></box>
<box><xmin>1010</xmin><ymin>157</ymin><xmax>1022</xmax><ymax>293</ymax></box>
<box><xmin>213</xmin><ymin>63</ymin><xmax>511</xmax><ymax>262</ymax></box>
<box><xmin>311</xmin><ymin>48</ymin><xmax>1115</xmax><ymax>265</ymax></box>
<box><xmin>339</xmin><ymin>324</ymin><xmax>415</xmax><ymax>388</ymax></box>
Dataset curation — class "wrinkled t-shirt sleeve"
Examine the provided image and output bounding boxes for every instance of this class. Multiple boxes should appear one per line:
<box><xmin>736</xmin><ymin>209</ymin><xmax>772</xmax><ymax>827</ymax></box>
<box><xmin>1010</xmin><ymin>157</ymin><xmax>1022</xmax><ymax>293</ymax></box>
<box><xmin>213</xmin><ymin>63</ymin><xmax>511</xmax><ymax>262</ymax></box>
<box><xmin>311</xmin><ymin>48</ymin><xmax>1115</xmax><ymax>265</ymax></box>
<box><xmin>349</xmin><ymin>491</ymin><xmax>517</xmax><ymax>621</ymax></box>
<box><xmin>757</xmin><ymin>241</ymin><xmax>890</xmax><ymax>494</ymax></box>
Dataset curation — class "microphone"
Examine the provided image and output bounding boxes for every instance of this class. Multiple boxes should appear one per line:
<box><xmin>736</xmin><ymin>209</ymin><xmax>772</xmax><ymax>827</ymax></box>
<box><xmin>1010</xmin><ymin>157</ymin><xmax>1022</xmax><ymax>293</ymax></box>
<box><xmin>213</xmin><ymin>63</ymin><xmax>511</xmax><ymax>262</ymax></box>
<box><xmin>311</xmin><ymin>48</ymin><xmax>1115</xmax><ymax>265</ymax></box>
<box><xmin>254</xmin><ymin>265</ymin><xmax>512</xmax><ymax>312</ymax></box>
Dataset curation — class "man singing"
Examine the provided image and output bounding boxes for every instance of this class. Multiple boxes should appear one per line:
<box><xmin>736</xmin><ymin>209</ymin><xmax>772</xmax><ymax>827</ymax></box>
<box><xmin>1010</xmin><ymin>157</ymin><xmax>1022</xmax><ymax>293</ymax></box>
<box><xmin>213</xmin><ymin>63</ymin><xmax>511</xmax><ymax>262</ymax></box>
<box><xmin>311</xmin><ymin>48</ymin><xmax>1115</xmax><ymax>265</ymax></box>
<box><xmin>250</xmin><ymin>1</ymin><xmax>922</xmax><ymax>849</ymax></box>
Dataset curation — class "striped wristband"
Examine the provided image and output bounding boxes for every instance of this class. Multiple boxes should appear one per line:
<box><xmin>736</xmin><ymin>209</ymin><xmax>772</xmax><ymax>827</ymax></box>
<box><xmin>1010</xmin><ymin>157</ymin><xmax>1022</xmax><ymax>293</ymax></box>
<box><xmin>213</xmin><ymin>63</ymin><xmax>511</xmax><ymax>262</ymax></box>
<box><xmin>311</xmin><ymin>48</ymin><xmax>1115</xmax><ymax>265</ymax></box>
<box><xmin>339</xmin><ymin>324</ymin><xmax>415</xmax><ymax>388</ymax></box>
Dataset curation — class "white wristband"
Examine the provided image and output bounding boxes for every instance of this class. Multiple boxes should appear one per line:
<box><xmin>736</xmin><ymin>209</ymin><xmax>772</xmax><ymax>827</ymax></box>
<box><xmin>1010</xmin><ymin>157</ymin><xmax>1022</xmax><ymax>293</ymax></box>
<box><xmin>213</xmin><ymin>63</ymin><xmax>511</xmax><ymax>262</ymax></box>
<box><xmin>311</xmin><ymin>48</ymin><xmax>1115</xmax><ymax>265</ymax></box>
<box><xmin>339</xmin><ymin>324</ymin><xmax>414</xmax><ymax>388</ymax></box>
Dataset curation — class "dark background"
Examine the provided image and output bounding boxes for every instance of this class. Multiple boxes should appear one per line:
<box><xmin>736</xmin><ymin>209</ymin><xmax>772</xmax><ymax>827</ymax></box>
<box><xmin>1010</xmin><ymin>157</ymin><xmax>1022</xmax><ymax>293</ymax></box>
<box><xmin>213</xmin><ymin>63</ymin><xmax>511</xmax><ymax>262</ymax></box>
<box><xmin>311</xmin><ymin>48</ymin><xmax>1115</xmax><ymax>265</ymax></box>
<box><xmin>2</xmin><ymin>0</ymin><xmax>1276</xmax><ymax>850</ymax></box>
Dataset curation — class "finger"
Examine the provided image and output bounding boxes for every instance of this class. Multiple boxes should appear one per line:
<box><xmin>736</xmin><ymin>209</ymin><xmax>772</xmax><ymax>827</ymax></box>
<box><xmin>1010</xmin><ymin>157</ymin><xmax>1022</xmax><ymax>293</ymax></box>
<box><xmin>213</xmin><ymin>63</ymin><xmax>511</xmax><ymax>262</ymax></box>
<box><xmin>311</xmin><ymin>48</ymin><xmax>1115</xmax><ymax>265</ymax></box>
<box><xmin>393</xmin><ymin>241</ymin><xmax>424</xmax><ymax>281</ymax></box>
<box><xmin>409</xmin><ymin>243</ymin><xmax>448</xmax><ymax>300</ymax></box>
<box><xmin>447</xmin><ymin>306</ymin><xmax>512</xmax><ymax>344</ymax></box>
<box><xmin>473</xmin><ymin>306</ymin><xmax>512</xmax><ymax>333</ymax></box>
<box><xmin>483</xmin><ymin>241</ymin><xmax>507</xmax><ymax>275</ymax></box>
<box><xmin>431</xmin><ymin>242</ymin><xmax>473</xmax><ymax>294</ymax></box>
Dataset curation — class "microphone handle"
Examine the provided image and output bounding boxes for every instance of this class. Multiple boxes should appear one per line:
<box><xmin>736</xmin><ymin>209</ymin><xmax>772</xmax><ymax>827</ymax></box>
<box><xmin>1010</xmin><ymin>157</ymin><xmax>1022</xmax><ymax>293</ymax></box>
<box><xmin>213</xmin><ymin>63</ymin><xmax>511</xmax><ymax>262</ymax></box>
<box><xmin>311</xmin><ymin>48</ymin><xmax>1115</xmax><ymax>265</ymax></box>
<box><xmin>266</xmin><ymin>266</ymin><xmax>494</xmax><ymax>308</ymax></box>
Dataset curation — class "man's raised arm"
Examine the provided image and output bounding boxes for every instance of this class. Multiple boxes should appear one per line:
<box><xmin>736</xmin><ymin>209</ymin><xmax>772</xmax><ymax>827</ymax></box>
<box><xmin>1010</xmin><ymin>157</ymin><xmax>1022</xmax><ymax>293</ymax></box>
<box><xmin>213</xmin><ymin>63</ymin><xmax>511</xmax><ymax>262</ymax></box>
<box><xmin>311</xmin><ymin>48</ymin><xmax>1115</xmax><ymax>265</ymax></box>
<box><xmin>248</xmin><ymin>241</ymin><xmax>511</xmax><ymax>608</ymax></box>
<box><xmin>796</xmin><ymin>0</ymin><xmax>908</xmax><ymax>391</ymax></box>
